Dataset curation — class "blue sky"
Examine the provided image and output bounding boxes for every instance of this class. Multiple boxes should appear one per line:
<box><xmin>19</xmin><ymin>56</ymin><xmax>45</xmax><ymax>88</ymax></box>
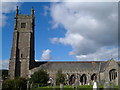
<box><xmin>2</xmin><ymin>2</ymin><xmax>74</xmax><ymax>61</ymax></box>
<box><xmin>1</xmin><ymin>1</ymin><xmax>118</xmax><ymax>69</ymax></box>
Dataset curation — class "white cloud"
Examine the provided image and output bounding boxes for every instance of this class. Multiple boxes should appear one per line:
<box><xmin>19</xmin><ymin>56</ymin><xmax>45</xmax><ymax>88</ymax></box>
<box><xmin>0</xmin><ymin>60</ymin><xmax>9</xmax><ymax>70</ymax></box>
<box><xmin>41</xmin><ymin>49</ymin><xmax>52</xmax><ymax>60</ymax></box>
<box><xmin>35</xmin><ymin>59</ymin><xmax>40</xmax><ymax>61</ymax></box>
<box><xmin>76</xmin><ymin>47</ymin><xmax>118</xmax><ymax>61</ymax></box>
<box><xmin>0</xmin><ymin>15</ymin><xmax>7</xmax><ymax>27</ymax></box>
<box><xmin>50</xmin><ymin>37</ymin><xmax>59</xmax><ymax>44</ymax></box>
<box><xmin>0</xmin><ymin>1</ymin><xmax>21</xmax><ymax>27</ymax></box>
<box><xmin>43</xmin><ymin>6</ymin><xmax>50</xmax><ymax>16</ymax></box>
<box><xmin>50</xmin><ymin>2</ymin><xmax>118</xmax><ymax>60</ymax></box>
<box><xmin>1</xmin><ymin>0</ymin><xmax>22</xmax><ymax>2</ymax></box>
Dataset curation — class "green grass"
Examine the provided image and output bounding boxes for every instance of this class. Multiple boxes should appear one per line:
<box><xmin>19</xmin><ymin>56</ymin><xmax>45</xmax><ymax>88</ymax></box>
<box><xmin>31</xmin><ymin>85</ymin><xmax>118</xmax><ymax>90</ymax></box>
<box><xmin>31</xmin><ymin>85</ymin><xmax>94</xmax><ymax>90</ymax></box>
<box><xmin>38</xmin><ymin>85</ymin><xmax>93</xmax><ymax>88</ymax></box>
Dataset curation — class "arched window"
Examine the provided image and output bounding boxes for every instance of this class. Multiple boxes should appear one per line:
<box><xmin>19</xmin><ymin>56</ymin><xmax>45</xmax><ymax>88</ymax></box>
<box><xmin>48</xmin><ymin>77</ymin><xmax>54</xmax><ymax>86</ymax></box>
<box><xmin>109</xmin><ymin>69</ymin><xmax>117</xmax><ymax>81</ymax></box>
<box><xmin>91</xmin><ymin>73</ymin><xmax>97</xmax><ymax>81</ymax></box>
<box><xmin>21</xmin><ymin>54</ymin><xmax>23</xmax><ymax>58</ymax></box>
<box><xmin>69</xmin><ymin>74</ymin><xmax>76</xmax><ymax>85</ymax></box>
<box><xmin>80</xmin><ymin>74</ymin><xmax>87</xmax><ymax>85</ymax></box>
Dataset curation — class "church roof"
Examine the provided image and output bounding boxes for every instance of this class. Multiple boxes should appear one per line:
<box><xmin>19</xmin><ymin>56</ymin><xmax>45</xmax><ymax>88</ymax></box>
<box><xmin>32</xmin><ymin>59</ymin><xmax>118</xmax><ymax>74</ymax></box>
<box><xmin>34</xmin><ymin>61</ymin><xmax>108</xmax><ymax>73</ymax></box>
<box><xmin>45</xmin><ymin>61</ymin><xmax>101</xmax><ymax>72</ymax></box>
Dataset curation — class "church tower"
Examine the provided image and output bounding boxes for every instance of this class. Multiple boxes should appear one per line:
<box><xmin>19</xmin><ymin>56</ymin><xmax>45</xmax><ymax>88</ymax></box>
<box><xmin>9</xmin><ymin>6</ymin><xmax>35</xmax><ymax>79</ymax></box>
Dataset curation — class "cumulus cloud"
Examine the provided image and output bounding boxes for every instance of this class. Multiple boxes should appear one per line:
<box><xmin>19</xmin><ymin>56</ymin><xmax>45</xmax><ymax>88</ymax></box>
<box><xmin>50</xmin><ymin>2</ymin><xmax>118</xmax><ymax>60</ymax></box>
<box><xmin>0</xmin><ymin>1</ymin><xmax>21</xmax><ymax>27</ymax></box>
<box><xmin>41</xmin><ymin>49</ymin><xmax>52</xmax><ymax>60</ymax></box>
<box><xmin>76</xmin><ymin>47</ymin><xmax>118</xmax><ymax>61</ymax></box>
<box><xmin>0</xmin><ymin>60</ymin><xmax>9</xmax><ymax>70</ymax></box>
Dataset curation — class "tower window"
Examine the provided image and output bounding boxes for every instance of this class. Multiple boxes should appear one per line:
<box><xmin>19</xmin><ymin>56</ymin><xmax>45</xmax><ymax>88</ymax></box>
<box><xmin>21</xmin><ymin>54</ymin><xmax>23</xmax><ymax>58</ymax></box>
<box><xmin>21</xmin><ymin>23</ymin><xmax>26</xmax><ymax>28</ymax></box>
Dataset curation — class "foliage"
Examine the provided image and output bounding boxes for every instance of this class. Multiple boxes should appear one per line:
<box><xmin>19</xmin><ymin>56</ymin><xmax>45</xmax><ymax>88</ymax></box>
<box><xmin>1</xmin><ymin>70</ymin><xmax>8</xmax><ymax>80</ymax></box>
<box><xmin>56</xmin><ymin>69</ymin><xmax>66</xmax><ymax>85</ymax></box>
<box><xmin>2</xmin><ymin>77</ymin><xmax>27</xmax><ymax>90</ymax></box>
<box><xmin>29</xmin><ymin>69</ymin><xmax>49</xmax><ymax>86</ymax></box>
<box><xmin>2</xmin><ymin>79</ymin><xmax>14</xmax><ymax>90</ymax></box>
<box><xmin>14</xmin><ymin>77</ymin><xmax>27</xmax><ymax>89</ymax></box>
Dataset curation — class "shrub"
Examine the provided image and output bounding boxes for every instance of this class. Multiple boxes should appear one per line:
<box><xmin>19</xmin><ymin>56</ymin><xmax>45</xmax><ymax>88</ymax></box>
<box><xmin>2</xmin><ymin>79</ymin><xmax>14</xmax><ymax>90</ymax></box>
<box><xmin>14</xmin><ymin>77</ymin><xmax>27</xmax><ymax>90</ymax></box>
<box><xmin>2</xmin><ymin>77</ymin><xmax>27</xmax><ymax>90</ymax></box>
<box><xmin>56</xmin><ymin>69</ymin><xmax>66</xmax><ymax>85</ymax></box>
<box><xmin>2</xmin><ymin>70</ymin><xmax>8</xmax><ymax>80</ymax></box>
<box><xmin>29</xmin><ymin>69</ymin><xmax>49</xmax><ymax>87</ymax></box>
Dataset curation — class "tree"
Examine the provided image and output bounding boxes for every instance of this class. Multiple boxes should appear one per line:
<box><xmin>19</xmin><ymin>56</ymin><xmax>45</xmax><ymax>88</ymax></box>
<box><xmin>2</xmin><ymin>79</ymin><xmax>14</xmax><ymax>90</ymax></box>
<box><xmin>1</xmin><ymin>70</ymin><xmax>8</xmax><ymax>80</ymax></box>
<box><xmin>29</xmin><ymin>69</ymin><xmax>49</xmax><ymax>86</ymax></box>
<box><xmin>2</xmin><ymin>77</ymin><xmax>27</xmax><ymax>90</ymax></box>
<box><xmin>14</xmin><ymin>77</ymin><xmax>27</xmax><ymax>90</ymax></box>
<box><xmin>56</xmin><ymin>69</ymin><xmax>66</xmax><ymax>85</ymax></box>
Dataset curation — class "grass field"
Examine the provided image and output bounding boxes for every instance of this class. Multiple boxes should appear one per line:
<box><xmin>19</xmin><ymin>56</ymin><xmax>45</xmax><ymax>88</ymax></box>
<box><xmin>31</xmin><ymin>85</ymin><xmax>118</xmax><ymax>90</ymax></box>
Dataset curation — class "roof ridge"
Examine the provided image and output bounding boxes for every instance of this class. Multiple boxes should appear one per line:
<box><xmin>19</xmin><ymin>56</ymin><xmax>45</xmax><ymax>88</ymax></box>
<box><xmin>46</xmin><ymin>61</ymin><xmax>106</xmax><ymax>63</ymax></box>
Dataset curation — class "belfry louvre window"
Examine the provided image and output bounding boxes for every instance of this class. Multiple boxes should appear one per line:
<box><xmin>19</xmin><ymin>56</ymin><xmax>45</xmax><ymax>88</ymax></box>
<box><xmin>21</xmin><ymin>23</ymin><xmax>26</xmax><ymax>28</ymax></box>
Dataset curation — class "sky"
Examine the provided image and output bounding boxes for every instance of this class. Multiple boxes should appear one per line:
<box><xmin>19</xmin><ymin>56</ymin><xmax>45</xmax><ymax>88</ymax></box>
<box><xmin>1</xmin><ymin>1</ymin><xmax>118</xmax><ymax>69</ymax></box>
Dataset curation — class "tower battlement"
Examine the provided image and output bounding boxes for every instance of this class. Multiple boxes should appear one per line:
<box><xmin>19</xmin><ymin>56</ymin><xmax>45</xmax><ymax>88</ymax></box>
<box><xmin>16</xmin><ymin>14</ymin><xmax>33</xmax><ymax>18</ymax></box>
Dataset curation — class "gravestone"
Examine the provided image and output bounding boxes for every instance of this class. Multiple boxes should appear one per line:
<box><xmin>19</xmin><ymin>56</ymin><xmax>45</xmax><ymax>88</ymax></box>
<box><xmin>93</xmin><ymin>81</ymin><xmax>98</xmax><ymax>90</ymax></box>
<box><xmin>104</xmin><ymin>82</ymin><xmax>110</xmax><ymax>90</ymax></box>
<box><xmin>27</xmin><ymin>81</ymin><xmax>30</xmax><ymax>90</ymax></box>
<box><xmin>53</xmin><ymin>82</ymin><xmax>56</xmax><ymax>89</ymax></box>
<box><xmin>60</xmin><ymin>83</ymin><xmax>63</xmax><ymax>90</ymax></box>
<box><xmin>79</xmin><ymin>81</ymin><xmax>81</xmax><ymax>86</ymax></box>
<box><xmin>110</xmin><ymin>82</ymin><xmax>114</xmax><ymax>89</ymax></box>
<box><xmin>75</xmin><ymin>78</ymin><xmax>79</xmax><ymax>88</ymax></box>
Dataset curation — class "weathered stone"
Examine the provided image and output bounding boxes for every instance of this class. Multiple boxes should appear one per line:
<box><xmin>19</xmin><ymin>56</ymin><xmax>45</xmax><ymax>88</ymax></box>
<box><xmin>9</xmin><ymin>6</ymin><xmax>35</xmax><ymax>79</ymax></box>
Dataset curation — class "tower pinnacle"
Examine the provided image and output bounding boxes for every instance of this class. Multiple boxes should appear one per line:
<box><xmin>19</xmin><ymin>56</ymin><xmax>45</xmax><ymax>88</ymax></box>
<box><xmin>31</xmin><ymin>7</ymin><xmax>34</xmax><ymax>17</ymax></box>
<box><xmin>16</xmin><ymin>6</ymin><xmax>19</xmax><ymax>16</ymax></box>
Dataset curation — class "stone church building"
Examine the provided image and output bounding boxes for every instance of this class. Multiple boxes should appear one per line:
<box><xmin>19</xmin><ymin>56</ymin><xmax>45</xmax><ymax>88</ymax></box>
<box><xmin>9</xmin><ymin>7</ymin><xmax>119</xmax><ymax>85</ymax></box>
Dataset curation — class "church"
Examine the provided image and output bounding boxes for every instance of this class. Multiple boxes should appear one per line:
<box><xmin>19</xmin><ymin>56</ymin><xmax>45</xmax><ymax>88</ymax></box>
<box><xmin>8</xmin><ymin>7</ymin><xmax>119</xmax><ymax>85</ymax></box>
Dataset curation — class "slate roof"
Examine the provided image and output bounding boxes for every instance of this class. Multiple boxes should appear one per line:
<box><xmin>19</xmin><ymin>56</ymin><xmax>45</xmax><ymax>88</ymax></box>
<box><xmin>33</xmin><ymin>59</ymin><xmax>119</xmax><ymax>73</ymax></box>
<box><xmin>34</xmin><ymin>61</ymin><xmax>107</xmax><ymax>73</ymax></box>
<box><xmin>99</xmin><ymin>61</ymin><xmax>108</xmax><ymax>72</ymax></box>
<box><xmin>45</xmin><ymin>61</ymin><xmax>100</xmax><ymax>71</ymax></box>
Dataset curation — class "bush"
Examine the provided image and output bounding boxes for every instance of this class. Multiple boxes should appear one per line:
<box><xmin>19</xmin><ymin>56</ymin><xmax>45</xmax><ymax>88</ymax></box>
<box><xmin>29</xmin><ymin>69</ymin><xmax>49</xmax><ymax>87</ymax></box>
<box><xmin>56</xmin><ymin>69</ymin><xmax>66</xmax><ymax>85</ymax></box>
<box><xmin>2</xmin><ymin>79</ymin><xmax>14</xmax><ymax>90</ymax></box>
<box><xmin>2</xmin><ymin>70</ymin><xmax>8</xmax><ymax>80</ymax></box>
<box><xmin>14</xmin><ymin>77</ymin><xmax>27</xmax><ymax>90</ymax></box>
<box><xmin>2</xmin><ymin>77</ymin><xmax>27</xmax><ymax>90</ymax></box>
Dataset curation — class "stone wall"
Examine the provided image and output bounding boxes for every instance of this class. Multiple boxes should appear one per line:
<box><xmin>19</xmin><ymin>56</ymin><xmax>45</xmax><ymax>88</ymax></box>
<box><xmin>29</xmin><ymin>60</ymin><xmax>119</xmax><ymax>85</ymax></box>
